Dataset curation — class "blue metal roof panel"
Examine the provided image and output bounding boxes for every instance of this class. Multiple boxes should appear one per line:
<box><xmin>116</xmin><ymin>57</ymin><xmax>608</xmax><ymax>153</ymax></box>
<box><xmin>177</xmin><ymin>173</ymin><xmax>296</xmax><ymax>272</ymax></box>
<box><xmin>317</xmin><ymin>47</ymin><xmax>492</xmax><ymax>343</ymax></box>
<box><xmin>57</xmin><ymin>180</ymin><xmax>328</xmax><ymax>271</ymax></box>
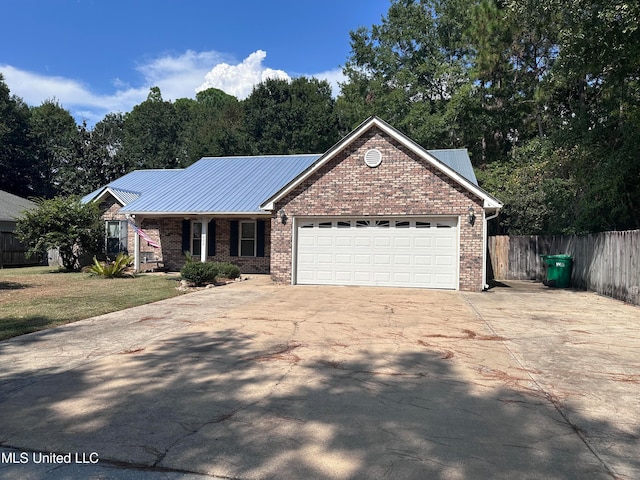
<box><xmin>110</xmin><ymin>188</ymin><xmax>141</xmax><ymax>205</ymax></box>
<box><xmin>121</xmin><ymin>155</ymin><xmax>322</xmax><ymax>213</ymax></box>
<box><xmin>82</xmin><ymin>169</ymin><xmax>183</xmax><ymax>204</ymax></box>
<box><xmin>427</xmin><ymin>149</ymin><xmax>478</xmax><ymax>185</ymax></box>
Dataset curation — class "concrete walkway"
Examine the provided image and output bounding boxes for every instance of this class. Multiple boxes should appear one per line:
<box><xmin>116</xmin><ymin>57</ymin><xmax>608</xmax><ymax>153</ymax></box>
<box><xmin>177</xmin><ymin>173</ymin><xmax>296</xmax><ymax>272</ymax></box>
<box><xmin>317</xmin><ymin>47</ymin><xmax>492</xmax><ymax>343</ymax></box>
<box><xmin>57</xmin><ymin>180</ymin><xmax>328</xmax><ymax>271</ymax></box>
<box><xmin>0</xmin><ymin>276</ymin><xmax>638</xmax><ymax>479</ymax></box>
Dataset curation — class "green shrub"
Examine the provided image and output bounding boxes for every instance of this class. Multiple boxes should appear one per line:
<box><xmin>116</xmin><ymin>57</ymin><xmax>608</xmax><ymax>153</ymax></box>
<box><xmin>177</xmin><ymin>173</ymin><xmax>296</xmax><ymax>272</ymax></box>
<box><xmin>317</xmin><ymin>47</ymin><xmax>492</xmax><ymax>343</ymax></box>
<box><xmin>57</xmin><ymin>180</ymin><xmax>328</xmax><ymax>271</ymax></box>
<box><xmin>180</xmin><ymin>261</ymin><xmax>219</xmax><ymax>286</ymax></box>
<box><xmin>211</xmin><ymin>262</ymin><xmax>240</xmax><ymax>279</ymax></box>
<box><xmin>87</xmin><ymin>252</ymin><xmax>133</xmax><ymax>278</ymax></box>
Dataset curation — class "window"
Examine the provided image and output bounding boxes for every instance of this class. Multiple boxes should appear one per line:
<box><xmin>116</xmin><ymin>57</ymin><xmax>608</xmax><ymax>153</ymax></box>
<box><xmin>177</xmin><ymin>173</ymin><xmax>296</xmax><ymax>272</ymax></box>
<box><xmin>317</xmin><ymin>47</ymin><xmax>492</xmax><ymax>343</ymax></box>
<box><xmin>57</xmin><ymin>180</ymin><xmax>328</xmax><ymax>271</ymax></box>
<box><xmin>375</xmin><ymin>220</ymin><xmax>390</xmax><ymax>228</ymax></box>
<box><xmin>240</xmin><ymin>221</ymin><xmax>256</xmax><ymax>256</ymax></box>
<box><xmin>395</xmin><ymin>221</ymin><xmax>410</xmax><ymax>228</ymax></box>
<box><xmin>192</xmin><ymin>222</ymin><xmax>203</xmax><ymax>256</ymax></box>
<box><xmin>337</xmin><ymin>221</ymin><xmax>351</xmax><ymax>228</ymax></box>
<box><xmin>106</xmin><ymin>220</ymin><xmax>127</xmax><ymax>255</ymax></box>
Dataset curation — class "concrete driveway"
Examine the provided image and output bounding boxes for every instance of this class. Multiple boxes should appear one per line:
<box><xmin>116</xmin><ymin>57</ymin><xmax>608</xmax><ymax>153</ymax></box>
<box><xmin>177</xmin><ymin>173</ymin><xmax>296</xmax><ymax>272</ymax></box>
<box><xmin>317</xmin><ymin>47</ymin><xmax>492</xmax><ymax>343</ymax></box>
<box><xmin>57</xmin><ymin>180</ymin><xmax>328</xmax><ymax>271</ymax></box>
<box><xmin>0</xmin><ymin>276</ymin><xmax>638</xmax><ymax>479</ymax></box>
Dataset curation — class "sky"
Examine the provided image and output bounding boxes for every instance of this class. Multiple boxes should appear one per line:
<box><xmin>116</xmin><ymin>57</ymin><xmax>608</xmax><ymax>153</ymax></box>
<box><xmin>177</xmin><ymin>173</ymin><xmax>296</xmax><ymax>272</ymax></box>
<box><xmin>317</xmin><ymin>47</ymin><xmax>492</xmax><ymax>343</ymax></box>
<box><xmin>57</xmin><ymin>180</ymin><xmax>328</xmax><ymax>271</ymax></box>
<box><xmin>0</xmin><ymin>0</ymin><xmax>391</xmax><ymax>126</ymax></box>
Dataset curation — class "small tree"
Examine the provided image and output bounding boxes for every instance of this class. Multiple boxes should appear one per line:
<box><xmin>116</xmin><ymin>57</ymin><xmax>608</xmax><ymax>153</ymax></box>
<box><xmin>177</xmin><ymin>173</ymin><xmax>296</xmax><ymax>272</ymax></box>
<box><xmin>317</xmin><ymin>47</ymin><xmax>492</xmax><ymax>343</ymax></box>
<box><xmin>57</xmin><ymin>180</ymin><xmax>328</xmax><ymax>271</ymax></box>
<box><xmin>15</xmin><ymin>196</ymin><xmax>103</xmax><ymax>270</ymax></box>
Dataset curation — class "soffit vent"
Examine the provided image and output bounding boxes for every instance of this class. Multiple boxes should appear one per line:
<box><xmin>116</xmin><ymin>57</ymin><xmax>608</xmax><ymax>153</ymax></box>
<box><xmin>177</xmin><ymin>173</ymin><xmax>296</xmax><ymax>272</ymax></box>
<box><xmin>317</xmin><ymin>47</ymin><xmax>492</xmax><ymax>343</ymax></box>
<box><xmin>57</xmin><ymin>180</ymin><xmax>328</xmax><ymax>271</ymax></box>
<box><xmin>364</xmin><ymin>149</ymin><xmax>383</xmax><ymax>168</ymax></box>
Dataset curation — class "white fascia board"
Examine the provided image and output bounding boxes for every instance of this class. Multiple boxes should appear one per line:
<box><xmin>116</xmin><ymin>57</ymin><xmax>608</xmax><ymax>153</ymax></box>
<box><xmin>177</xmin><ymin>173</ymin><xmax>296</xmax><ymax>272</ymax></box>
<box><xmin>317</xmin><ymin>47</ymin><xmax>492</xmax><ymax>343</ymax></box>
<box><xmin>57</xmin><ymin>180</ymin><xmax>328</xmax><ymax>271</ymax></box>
<box><xmin>93</xmin><ymin>187</ymin><xmax>127</xmax><ymax>206</ymax></box>
<box><xmin>261</xmin><ymin>116</ymin><xmax>503</xmax><ymax>211</ymax></box>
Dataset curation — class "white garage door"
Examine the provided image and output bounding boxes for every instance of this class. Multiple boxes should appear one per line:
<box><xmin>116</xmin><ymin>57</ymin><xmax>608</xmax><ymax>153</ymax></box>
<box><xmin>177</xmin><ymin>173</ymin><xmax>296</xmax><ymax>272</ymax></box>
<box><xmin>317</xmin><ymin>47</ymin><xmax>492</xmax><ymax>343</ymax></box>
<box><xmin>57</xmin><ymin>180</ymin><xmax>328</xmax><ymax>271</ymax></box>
<box><xmin>295</xmin><ymin>217</ymin><xmax>458</xmax><ymax>289</ymax></box>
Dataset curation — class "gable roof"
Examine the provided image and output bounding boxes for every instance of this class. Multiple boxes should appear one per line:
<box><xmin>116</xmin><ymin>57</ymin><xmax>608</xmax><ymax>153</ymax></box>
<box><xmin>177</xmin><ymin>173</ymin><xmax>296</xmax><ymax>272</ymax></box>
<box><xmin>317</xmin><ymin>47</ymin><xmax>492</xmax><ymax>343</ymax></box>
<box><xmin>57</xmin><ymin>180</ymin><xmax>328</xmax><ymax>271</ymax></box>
<box><xmin>120</xmin><ymin>155</ymin><xmax>322</xmax><ymax>215</ymax></box>
<box><xmin>86</xmin><ymin>117</ymin><xmax>500</xmax><ymax>215</ymax></box>
<box><xmin>0</xmin><ymin>190</ymin><xmax>36</xmax><ymax>222</ymax></box>
<box><xmin>261</xmin><ymin>116</ymin><xmax>502</xmax><ymax>210</ymax></box>
<box><xmin>82</xmin><ymin>169</ymin><xmax>183</xmax><ymax>205</ymax></box>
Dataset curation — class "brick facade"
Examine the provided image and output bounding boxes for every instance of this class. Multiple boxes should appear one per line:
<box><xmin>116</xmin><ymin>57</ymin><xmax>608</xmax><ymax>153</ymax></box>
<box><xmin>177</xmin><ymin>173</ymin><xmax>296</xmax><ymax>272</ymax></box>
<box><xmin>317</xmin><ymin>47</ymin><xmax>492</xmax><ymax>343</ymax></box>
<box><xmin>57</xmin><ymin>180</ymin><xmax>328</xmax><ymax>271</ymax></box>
<box><xmin>158</xmin><ymin>217</ymin><xmax>270</xmax><ymax>273</ymax></box>
<box><xmin>270</xmin><ymin>127</ymin><xmax>485</xmax><ymax>291</ymax></box>
<box><xmin>99</xmin><ymin>197</ymin><xmax>270</xmax><ymax>274</ymax></box>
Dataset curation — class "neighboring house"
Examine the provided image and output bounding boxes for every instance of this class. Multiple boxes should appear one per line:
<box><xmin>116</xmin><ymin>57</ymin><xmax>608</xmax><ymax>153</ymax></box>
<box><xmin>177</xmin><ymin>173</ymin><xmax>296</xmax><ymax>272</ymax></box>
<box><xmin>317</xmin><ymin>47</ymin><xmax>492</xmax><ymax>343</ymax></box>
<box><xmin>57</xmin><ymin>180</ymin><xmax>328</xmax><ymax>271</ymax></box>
<box><xmin>0</xmin><ymin>190</ymin><xmax>39</xmax><ymax>267</ymax></box>
<box><xmin>83</xmin><ymin>117</ymin><xmax>502</xmax><ymax>291</ymax></box>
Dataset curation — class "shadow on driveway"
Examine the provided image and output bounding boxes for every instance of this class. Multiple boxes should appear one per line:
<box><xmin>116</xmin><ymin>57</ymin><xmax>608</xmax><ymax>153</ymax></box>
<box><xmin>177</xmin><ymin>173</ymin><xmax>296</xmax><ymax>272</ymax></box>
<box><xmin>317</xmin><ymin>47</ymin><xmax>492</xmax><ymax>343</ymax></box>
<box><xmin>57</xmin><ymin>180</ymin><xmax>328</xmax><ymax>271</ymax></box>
<box><xmin>0</xmin><ymin>280</ymin><xmax>635</xmax><ymax>479</ymax></box>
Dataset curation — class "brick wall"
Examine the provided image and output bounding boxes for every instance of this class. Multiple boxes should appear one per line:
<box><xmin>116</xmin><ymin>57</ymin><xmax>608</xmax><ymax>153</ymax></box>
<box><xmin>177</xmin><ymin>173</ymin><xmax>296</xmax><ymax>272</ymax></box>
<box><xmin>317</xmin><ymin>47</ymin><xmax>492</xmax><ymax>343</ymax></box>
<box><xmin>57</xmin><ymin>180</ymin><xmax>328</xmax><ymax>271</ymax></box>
<box><xmin>270</xmin><ymin>127</ymin><xmax>485</xmax><ymax>291</ymax></box>
<box><xmin>99</xmin><ymin>196</ymin><xmax>270</xmax><ymax>275</ymax></box>
<box><xmin>159</xmin><ymin>218</ymin><xmax>270</xmax><ymax>273</ymax></box>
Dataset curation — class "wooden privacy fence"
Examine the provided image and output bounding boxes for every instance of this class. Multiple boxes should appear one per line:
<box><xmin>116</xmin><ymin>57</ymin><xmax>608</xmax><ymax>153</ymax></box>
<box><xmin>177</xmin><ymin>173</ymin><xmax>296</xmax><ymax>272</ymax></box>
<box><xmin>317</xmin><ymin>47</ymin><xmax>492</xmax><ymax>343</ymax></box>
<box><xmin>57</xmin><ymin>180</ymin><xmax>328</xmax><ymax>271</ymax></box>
<box><xmin>488</xmin><ymin>230</ymin><xmax>640</xmax><ymax>306</ymax></box>
<box><xmin>0</xmin><ymin>231</ymin><xmax>42</xmax><ymax>268</ymax></box>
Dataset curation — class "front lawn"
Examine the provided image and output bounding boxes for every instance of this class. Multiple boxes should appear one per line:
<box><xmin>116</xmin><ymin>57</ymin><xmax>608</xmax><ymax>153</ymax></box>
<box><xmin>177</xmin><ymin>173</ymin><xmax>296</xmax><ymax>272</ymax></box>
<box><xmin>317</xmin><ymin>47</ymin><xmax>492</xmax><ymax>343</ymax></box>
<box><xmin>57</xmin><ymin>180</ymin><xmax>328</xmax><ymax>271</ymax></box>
<box><xmin>0</xmin><ymin>266</ymin><xmax>182</xmax><ymax>340</ymax></box>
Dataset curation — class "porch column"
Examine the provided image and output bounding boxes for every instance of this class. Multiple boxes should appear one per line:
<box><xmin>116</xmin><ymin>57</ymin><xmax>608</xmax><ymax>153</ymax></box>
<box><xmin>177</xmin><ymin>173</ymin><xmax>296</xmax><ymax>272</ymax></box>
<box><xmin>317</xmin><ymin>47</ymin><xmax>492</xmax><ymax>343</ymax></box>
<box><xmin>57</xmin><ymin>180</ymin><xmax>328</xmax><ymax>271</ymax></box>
<box><xmin>130</xmin><ymin>216</ymin><xmax>141</xmax><ymax>272</ymax></box>
<box><xmin>199</xmin><ymin>217</ymin><xmax>208</xmax><ymax>263</ymax></box>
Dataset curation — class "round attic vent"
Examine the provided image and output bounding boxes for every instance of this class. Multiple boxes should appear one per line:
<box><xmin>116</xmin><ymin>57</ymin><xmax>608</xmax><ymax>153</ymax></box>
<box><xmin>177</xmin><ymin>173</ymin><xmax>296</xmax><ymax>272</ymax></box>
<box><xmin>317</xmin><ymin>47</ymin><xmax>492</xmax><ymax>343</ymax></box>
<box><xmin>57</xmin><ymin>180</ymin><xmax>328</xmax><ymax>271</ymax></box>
<box><xmin>364</xmin><ymin>149</ymin><xmax>382</xmax><ymax>168</ymax></box>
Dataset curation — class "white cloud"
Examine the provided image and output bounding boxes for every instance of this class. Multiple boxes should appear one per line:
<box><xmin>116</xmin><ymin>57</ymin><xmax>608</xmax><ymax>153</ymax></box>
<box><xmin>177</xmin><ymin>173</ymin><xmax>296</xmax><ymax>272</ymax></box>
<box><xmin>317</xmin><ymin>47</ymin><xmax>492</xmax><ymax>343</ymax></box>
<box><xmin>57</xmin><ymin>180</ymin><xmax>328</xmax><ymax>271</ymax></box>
<box><xmin>309</xmin><ymin>68</ymin><xmax>346</xmax><ymax>97</ymax></box>
<box><xmin>1</xmin><ymin>49</ymin><xmax>344</xmax><ymax>126</ymax></box>
<box><xmin>197</xmin><ymin>50</ymin><xmax>290</xmax><ymax>99</ymax></box>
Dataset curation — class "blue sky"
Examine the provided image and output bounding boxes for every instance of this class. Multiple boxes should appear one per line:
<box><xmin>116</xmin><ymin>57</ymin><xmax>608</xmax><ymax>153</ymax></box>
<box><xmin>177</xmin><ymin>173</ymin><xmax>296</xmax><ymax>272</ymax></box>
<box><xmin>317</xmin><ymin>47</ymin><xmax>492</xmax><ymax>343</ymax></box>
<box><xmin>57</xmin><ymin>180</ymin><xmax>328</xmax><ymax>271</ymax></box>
<box><xmin>0</xmin><ymin>0</ymin><xmax>390</xmax><ymax>125</ymax></box>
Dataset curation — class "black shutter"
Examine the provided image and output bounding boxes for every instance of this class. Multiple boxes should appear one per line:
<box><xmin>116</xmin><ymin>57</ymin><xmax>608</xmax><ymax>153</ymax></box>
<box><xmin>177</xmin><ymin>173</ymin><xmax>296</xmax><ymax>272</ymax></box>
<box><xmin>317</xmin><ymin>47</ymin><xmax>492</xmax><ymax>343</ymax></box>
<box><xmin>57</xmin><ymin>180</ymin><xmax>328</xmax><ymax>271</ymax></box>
<box><xmin>181</xmin><ymin>219</ymin><xmax>190</xmax><ymax>254</ymax></box>
<box><xmin>229</xmin><ymin>220</ymin><xmax>239</xmax><ymax>257</ymax></box>
<box><xmin>207</xmin><ymin>220</ymin><xmax>216</xmax><ymax>256</ymax></box>
<box><xmin>256</xmin><ymin>219</ymin><xmax>265</xmax><ymax>257</ymax></box>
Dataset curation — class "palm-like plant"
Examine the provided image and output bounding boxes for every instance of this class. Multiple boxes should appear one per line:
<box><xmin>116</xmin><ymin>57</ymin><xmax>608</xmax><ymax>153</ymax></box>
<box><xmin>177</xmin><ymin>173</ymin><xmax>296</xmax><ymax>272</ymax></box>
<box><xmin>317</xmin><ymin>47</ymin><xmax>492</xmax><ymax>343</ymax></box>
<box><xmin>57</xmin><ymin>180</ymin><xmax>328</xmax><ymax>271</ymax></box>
<box><xmin>88</xmin><ymin>252</ymin><xmax>134</xmax><ymax>278</ymax></box>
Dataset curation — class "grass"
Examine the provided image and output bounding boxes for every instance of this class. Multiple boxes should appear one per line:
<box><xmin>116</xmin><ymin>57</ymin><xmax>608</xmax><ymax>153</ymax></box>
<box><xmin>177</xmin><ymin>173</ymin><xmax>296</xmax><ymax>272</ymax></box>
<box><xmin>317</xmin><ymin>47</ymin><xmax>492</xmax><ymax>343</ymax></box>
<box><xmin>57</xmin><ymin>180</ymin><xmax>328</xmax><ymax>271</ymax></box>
<box><xmin>0</xmin><ymin>266</ymin><xmax>183</xmax><ymax>341</ymax></box>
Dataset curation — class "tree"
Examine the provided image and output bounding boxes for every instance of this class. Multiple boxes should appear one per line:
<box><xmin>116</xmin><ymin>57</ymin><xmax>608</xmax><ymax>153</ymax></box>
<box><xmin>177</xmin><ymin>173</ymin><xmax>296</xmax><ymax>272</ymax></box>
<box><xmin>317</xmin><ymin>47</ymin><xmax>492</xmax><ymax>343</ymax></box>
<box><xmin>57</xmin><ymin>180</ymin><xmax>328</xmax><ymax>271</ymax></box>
<box><xmin>176</xmin><ymin>88</ymin><xmax>249</xmax><ymax>164</ymax></box>
<box><xmin>90</xmin><ymin>112</ymin><xmax>128</xmax><ymax>186</ymax></box>
<box><xmin>29</xmin><ymin>100</ymin><xmax>79</xmax><ymax>197</ymax></box>
<box><xmin>338</xmin><ymin>0</ymin><xmax>471</xmax><ymax>149</ymax></box>
<box><xmin>0</xmin><ymin>74</ymin><xmax>34</xmax><ymax>197</ymax></box>
<box><xmin>15</xmin><ymin>197</ymin><xmax>103</xmax><ymax>270</ymax></box>
<box><xmin>121</xmin><ymin>87</ymin><xmax>182</xmax><ymax>169</ymax></box>
<box><xmin>243</xmin><ymin>77</ymin><xmax>341</xmax><ymax>154</ymax></box>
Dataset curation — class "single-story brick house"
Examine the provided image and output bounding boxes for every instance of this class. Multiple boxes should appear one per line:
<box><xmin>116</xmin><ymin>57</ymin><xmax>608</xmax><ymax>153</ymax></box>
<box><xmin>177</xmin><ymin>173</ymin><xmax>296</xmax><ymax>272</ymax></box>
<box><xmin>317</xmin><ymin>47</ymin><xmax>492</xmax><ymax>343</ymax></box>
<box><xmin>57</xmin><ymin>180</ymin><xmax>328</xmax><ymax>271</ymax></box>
<box><xmin>84</xmin><ymin>117</ymin><xmax>502</xmax><ymax>291</ymax></box>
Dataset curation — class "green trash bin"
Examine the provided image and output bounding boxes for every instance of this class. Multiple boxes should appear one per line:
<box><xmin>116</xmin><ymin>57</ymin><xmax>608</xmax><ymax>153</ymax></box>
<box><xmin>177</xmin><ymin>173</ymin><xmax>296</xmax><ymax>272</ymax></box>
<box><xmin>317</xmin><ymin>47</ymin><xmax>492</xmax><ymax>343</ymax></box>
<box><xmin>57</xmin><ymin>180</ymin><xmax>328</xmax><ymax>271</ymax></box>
<box><xmin>541</xmin><ymin>254</ymin><xmax>573</xmax><ymax>288</ymax></box>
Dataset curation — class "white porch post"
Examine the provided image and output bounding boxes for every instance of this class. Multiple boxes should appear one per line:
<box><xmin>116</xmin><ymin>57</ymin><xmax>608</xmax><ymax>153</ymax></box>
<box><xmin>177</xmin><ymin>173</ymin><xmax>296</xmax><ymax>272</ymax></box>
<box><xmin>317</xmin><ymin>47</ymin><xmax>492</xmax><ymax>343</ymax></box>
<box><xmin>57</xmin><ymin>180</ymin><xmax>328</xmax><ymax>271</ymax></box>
<box><xmin>132</xmin><ymin>217</ymin><xmax>141</xmax><ymax>272</ymax></box>
<box><xmin>200</xmin><ymin>218</ymin><xmax>208</xmax><ymax>263</ymax></box>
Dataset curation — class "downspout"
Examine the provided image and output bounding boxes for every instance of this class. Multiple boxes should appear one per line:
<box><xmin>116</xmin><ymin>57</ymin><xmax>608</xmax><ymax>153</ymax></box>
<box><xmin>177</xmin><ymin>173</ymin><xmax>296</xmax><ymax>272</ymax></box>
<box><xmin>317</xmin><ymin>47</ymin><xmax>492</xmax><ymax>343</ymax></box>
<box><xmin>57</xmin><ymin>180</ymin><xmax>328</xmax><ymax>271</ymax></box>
<box><xmin>483</xmin><ymin>209</ymin><xmax>500</xmax><ymax>290</ymax></box>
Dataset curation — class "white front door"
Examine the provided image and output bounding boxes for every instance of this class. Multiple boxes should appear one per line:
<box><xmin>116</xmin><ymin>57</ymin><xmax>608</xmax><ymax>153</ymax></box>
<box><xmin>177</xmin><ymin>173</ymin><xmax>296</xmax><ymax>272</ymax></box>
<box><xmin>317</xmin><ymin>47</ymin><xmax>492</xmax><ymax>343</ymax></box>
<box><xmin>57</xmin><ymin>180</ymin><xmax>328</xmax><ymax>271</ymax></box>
<box><xmin>295</xmin><ymin>217</ymin><xmax>458</xmax><ymax>289</ymax></box>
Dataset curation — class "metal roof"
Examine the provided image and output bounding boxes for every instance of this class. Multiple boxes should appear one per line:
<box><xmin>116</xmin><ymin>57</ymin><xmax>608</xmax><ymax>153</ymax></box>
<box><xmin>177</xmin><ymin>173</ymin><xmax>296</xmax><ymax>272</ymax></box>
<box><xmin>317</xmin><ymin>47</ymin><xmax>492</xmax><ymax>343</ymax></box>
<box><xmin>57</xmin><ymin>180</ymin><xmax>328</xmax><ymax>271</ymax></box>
<box><xmin>0</xmin><ymin>190</ymin><xmax>36</xmax><ymax>222</ymax></box>
<box><xmin>120</xmin><ymin>155</ymin><xmax>322</xmax><ymax>214</ymax></box>
<box><xmin>427</xmin><ymin>149</ymin><xmax>478</xmax><ymax>185</ymax></box>
<box><xmin>81</xmin><ymin>169</ymin><xmax>183</xmax><ymax>204</ymax></box>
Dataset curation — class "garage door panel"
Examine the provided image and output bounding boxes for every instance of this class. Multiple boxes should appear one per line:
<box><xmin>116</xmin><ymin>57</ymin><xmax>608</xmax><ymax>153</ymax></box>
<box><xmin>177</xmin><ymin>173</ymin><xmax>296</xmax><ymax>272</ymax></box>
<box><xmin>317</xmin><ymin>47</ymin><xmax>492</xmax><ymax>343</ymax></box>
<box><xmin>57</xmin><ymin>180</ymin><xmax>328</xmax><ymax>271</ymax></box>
<box><xmin>393</xmin><ymin>255</ymin><xmax>411</xmax><ymax>265</ymax></box>
<box><xmin>355</xmin><ymin>237</ymin><xmax>372</xmax><ymax>247</ymax></box>
<box><xmin>317</xmin><ymin>237</ymin><xmax>333</xmax><ymax>247</ymax></box>
<box><xmin>394</xmin><ymin>236</ymin><xmax>411</xmax><ymax>248</ymax></box>
<box><xmin>355</xmin><ymin>254</ymin><xmax>371</xmax><ymax>264</ymax></box>
<box><xmin>374</xmin><ymin>237</ymin><xmax>391</xmax><ymax>247</ymax></box>
<box><xmin>335</xmin><ymin>254</ymin><xmax>352</xmax><ymax>264</ymax></box>
<box><xmin>414</xmin><ymin>237</ymin><xmax>433</xmax><ymax>248</ymax></box>
<box><xmin>374</xmin><ymin>254</ymin><xmax>391</xmax><ymax>265</ymax></box>
<box><xmin>335</xmin><ymin>236</ymin><xmax>352</xmax><ymax>247</ymax></box>
<box><xmin>435</xmin><ymin>255</ymin><xmax>454</xmax><ymax>266</ymax></box>
<box><xmin>436</xmin><ymin>237</ymin><xmax>455</xmax><ymax>248</ymax></box>
<box><xmin>414</xmin><ymin>255</ymin><xmax>432</xmax><ymax>266</ymax></box>
<box><xmin>317</xmin><ymin>254</ymin><xmax>333</xmax><ymax>264</ymax></box>
<box><xmin>335</xmin><ymin>271</ymin><xmax>353</xmax><ymax>282</ymax></box>
<box><xmin>296</xmin><ymin>217</ymin><xmax>458</xmax><ymax>289</ymax></box>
